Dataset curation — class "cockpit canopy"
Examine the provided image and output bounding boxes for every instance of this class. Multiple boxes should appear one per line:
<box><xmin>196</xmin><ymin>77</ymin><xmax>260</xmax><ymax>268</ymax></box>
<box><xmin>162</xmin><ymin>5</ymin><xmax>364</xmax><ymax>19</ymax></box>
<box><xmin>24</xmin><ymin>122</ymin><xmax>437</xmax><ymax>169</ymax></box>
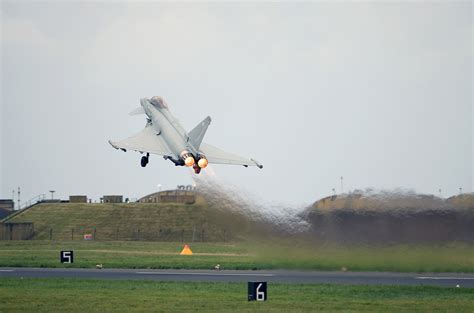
<box><xmin>150</xmin><ymin>96</ymin><xmax>168</xmax><ymax>109</ymax></box>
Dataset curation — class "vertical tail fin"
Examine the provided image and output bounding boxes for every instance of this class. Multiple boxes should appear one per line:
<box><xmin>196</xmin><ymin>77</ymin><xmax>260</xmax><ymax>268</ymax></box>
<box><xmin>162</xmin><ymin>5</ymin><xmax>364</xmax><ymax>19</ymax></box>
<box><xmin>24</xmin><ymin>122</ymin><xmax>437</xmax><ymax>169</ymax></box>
<box><xmin>188</xmin><ymin>116</ymin><xmax>211</xmax><ymax>149</ymax></box>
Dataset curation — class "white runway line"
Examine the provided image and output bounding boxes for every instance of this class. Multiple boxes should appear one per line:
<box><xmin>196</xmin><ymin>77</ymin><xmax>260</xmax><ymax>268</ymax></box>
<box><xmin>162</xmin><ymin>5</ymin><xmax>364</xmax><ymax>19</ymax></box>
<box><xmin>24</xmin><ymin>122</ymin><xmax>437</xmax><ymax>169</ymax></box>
<box><xmin>416</xmin><ymin>276</ymin><xmax>474</xmax><ymax>280</ymax></box>
<box><xmin>0</xmin><ymin>270</ymin><xmax>14</xmax><ymax>272</ymax></box>
<box><xmin>136</xmin><ymin>271</ymin><xmax>274</xmax><ymax>277</ymax></box>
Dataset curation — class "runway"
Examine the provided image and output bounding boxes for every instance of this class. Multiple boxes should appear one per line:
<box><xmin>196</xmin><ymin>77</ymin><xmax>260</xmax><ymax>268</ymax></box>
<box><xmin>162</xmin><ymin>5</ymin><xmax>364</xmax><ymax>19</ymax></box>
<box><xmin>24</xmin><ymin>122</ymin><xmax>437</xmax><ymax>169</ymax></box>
<box><xmin>1</xmin><ymin>268</ymin><xmax>473</xmax><ymax>287</ymax></box>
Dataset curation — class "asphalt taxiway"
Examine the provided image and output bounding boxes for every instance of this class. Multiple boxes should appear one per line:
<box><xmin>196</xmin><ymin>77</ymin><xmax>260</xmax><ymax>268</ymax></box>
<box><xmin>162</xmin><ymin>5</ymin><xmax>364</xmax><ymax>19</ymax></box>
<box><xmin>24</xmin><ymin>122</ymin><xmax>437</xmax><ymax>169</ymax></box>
<box><xmin>1</xmin><ymin>268</ymin><xmax>473</xmax><ymax>288</ymax></box>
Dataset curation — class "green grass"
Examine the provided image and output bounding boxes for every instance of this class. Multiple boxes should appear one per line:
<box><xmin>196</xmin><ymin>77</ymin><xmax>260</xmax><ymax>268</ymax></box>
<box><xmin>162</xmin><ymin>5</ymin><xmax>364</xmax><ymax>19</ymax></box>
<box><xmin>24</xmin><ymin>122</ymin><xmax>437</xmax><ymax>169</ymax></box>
<box><xmin>6</xmin><ymin>202</ymin><xmax>249</xmax><ymax>242</ymax></box>
<box><xmin>0</xmin><ymin>241</ymin><xmax>251</xmax><ymax>269</ymax></box>
<box><xmin>0</xmin><ymin>278</ymin><xmax>473</xmax><ymax>312</ymax></box>
<box><xmin>0</xmin><ymin>240</ymin><xmax>473</xmax><ymax>272</ymax></box>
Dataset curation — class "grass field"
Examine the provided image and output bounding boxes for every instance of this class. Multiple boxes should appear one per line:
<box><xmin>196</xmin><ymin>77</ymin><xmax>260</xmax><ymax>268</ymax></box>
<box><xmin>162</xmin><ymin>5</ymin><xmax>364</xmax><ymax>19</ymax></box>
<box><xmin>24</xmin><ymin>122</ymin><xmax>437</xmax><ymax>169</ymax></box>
<box><xmin>0</xmin><ymin>278</ymin><xmax>473</xmax><ymax>312</ymax></box>
<box><xmin>0</xmin><ymin>240</ymin><xmax>472</xmax><ymax>272</ymax></box>
<box><xmin>5</xmin><ymin>202</ymin><xmax>242</xmax><ymax>242</ymax></box>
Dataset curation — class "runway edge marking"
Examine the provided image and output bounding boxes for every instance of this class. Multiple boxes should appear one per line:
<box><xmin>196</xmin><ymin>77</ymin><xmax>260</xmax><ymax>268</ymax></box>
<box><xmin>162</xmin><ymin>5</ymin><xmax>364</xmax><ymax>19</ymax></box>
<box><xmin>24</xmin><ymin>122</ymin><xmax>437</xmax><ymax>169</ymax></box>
<box><xmin>416</xmin><ymin>276</ymin><xmax>474</xmax><ymax>280</ymax></box>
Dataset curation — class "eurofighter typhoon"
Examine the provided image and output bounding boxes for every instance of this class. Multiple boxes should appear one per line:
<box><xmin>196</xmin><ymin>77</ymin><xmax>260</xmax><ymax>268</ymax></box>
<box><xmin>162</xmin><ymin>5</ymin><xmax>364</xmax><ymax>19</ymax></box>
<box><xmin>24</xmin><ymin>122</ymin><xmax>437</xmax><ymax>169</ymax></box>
<box><xmin>109</xmin><ymin>96</ymin><xmax>263</xmax><ymax>174</ymax></box>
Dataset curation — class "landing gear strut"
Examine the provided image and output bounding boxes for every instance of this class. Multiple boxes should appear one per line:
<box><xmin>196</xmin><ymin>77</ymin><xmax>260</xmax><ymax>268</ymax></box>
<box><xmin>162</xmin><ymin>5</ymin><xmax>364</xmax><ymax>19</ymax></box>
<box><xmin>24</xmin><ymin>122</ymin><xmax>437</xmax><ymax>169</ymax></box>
<box><xmin>164</xmin><ymin>155</ymin><xmax>184</xmax><ymax>166</ymax></box>
<box><xmin>140</xmin><ymin>153</ymin><xmax>149</xmax><ymax>167</ymax></box>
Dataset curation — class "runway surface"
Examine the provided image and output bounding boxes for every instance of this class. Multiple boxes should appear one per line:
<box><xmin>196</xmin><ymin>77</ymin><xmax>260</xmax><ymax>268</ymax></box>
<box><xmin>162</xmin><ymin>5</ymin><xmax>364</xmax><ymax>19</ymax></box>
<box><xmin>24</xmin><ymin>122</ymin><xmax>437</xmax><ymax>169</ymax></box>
<box><xmin>1</xmin><ymin>267</ymin><xmax>473</xmax><ymax>287</ymax></box>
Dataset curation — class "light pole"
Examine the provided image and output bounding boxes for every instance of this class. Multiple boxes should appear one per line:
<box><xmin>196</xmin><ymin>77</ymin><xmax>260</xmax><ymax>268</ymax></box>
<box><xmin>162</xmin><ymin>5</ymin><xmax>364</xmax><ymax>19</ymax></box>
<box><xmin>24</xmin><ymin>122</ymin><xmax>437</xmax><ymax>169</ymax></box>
<box><xmin>459</xmin><ymin>187</ymin><xmax>463</xmax><ymax>195</ymax></box>
<box><xmin>340</xmin><ymin>176</ymin><xmax>344</xmax><ymax>194</ymax></box>
<box><xmin>438</xmin><ymin>188</ymin><xmax>442</xmax><ymax>198</ymax></box>
<box><xmin>12</xmin><ymin>190</ymin><xmax>15</xmax><ymax>210</ymax></box>
<box><xmin>332</xmin><ymin>188</ymin><xmax>336</xmax><ymax>196</ymax></box>
<box><xmin>49</xmin><ymin>190</ymin><xmax>55</xmax><ymax>200</ymax></box>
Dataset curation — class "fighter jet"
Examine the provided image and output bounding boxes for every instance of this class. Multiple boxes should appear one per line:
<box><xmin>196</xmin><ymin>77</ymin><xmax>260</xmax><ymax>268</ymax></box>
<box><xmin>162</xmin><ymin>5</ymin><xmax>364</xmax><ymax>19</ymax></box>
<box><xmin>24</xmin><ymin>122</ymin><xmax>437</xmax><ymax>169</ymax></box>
<box><xmin>109</xmin><ymin>96</ymin><xmax>263</xmax><ymax>174</ymax></box>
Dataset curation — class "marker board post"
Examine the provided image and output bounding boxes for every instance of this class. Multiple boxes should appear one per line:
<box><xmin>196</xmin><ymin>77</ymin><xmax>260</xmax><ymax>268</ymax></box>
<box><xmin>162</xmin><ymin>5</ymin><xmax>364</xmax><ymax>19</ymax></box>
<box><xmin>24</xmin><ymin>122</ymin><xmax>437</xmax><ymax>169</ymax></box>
<box><xmin>248</xmin><ymin>281</ymin><xmax>267</xmax><ymax>301</ymax></box>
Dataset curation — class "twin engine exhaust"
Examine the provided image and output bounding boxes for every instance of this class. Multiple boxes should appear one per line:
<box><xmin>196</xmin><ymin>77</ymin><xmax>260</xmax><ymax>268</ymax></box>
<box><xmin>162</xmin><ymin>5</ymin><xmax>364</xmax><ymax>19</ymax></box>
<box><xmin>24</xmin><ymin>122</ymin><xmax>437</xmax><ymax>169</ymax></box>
<box><xmin>180</xmin><ymin>151</ymin><xmax>208</xmax><ymax>174</ymax></box>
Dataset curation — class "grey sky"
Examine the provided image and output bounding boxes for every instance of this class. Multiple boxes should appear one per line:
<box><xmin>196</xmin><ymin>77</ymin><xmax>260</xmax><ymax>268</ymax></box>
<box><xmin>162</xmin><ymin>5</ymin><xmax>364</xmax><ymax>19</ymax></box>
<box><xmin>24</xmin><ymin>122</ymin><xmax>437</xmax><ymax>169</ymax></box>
<box><xmin>1</xmin><ymin>1</ymin><xmax>472</xmax><ymax>207</ymax></box>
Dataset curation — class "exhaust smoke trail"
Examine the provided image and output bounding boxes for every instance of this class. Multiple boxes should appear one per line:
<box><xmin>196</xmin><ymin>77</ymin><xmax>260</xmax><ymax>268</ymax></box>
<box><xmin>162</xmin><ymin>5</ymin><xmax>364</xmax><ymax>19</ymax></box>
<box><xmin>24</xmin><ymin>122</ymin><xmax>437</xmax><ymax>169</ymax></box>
<box><xmin>190</xmin><ymin>171</ymin><xmax>474</xmax><ymax>244</ymax></box>
<box><xmin>192</xmin><ymin>170</ymin><xmax>310</xmax><ymax>234</ymax></box>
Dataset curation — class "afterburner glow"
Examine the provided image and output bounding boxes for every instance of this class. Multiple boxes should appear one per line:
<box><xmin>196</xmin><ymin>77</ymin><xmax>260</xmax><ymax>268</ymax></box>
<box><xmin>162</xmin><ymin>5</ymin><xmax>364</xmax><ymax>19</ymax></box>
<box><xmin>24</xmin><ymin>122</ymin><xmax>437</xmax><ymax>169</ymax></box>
<box><xmin>184</xmin><ymin>156</ymin><xmax>195</xmax><ymax>167</ymax></box>
<box><xmin>198</xmin><ymin>158</ymin><xmax>208</xmax><ymax>168</ymax></box>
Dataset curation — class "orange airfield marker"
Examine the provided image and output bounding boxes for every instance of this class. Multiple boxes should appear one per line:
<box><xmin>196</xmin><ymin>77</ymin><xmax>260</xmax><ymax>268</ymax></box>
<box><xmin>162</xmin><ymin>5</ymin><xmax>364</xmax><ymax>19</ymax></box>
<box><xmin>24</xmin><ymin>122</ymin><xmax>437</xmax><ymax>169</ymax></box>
<box><xmin>180</xmin><ymin>244</ymin><xmax>193</xmax><ymax>255</ymax></box>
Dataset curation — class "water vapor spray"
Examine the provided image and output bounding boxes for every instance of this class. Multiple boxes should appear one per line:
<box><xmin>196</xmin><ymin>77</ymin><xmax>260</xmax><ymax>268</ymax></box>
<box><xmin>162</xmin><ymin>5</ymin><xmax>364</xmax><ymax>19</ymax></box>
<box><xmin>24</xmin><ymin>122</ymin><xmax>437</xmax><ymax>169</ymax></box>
<box><xmin>192</xmin><ymin>168</ymin><xmax>310</xmax><ymax>234</ymax></box>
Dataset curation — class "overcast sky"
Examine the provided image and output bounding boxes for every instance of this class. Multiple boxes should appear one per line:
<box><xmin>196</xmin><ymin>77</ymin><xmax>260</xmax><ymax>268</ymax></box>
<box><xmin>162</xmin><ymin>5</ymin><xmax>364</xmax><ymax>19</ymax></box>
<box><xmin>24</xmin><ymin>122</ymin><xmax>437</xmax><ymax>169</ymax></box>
<box><xmin>1</xmin><ymin>1</ymin><xmax>472</xmax><ymax>207</ymax></box>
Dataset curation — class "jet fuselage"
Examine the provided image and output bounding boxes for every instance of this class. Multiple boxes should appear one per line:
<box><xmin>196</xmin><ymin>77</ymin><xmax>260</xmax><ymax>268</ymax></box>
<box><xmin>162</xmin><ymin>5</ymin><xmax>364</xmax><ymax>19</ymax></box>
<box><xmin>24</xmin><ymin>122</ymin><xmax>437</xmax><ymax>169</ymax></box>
<box><xmin>109</xmin><ymin>96</ymin><xmax>262</xmax><ymax>174</ymax></box>
<box><xmin>140</xmin><ymin>97</ymin><xmax>200</xmax><ymax>167</ymax></box>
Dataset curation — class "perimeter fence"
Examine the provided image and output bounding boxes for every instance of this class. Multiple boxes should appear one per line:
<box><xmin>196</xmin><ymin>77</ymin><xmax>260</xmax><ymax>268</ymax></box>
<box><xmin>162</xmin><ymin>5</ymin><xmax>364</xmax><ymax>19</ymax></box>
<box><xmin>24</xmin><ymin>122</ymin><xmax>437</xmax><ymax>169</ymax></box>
<box><xmin>24</xmin><ymin>225</ymin><xmax>231</xmax><ymax>242</ymax></box>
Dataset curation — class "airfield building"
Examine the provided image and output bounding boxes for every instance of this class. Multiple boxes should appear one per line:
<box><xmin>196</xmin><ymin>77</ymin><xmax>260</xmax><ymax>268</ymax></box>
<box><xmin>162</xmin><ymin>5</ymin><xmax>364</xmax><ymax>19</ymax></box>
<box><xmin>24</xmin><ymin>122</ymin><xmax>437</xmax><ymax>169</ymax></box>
<box><xmin>0</xmin><ymin>199</ymin><xmax>14</xmax><ymax>219</ymax></box>
<box><xmin>102</xmin><ymin>195</ymin><xmax>123</xmax><ymax>203</ymax></box>
<box><xmin>0</xmin><ymin>200</ymin><xmax>14</xmax><ymax>211</ymax></box>
<box><xmin>139</xmin><ymin>190</ymin><xmax>195</xmax><ymax>204</ymax></box>
<box><xmin>69</xmin><ymin>195</ymin><xmax>88</xmax><ymax>203</ymax></box>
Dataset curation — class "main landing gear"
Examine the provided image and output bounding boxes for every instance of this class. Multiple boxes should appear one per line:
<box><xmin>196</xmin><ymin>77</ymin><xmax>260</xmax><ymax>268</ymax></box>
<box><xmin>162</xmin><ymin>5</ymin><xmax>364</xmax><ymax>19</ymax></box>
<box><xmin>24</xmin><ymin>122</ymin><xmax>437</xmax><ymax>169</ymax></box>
<box><xmin>140</xmin><ymin>153</ymin><xmax>149</xmax><ymax>167</ymax></box>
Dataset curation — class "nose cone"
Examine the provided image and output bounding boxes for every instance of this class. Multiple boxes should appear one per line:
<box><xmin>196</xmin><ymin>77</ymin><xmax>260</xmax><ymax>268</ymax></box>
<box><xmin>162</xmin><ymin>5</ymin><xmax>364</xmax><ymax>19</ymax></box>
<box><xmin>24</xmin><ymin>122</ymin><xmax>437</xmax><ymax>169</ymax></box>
<box><xmin>198</xmin><ymin>158</ymin><xmax>208</xmax><ymax>169</ymax></box>
<box><xmin>184</xmin><ymin>156</ymin><xmax>195</xmax><ymax>167</ymax></box>
<box><xmin>150</xmin><ymin>96</ymin><xmax>168</xmax><ymax>109</ymax></box>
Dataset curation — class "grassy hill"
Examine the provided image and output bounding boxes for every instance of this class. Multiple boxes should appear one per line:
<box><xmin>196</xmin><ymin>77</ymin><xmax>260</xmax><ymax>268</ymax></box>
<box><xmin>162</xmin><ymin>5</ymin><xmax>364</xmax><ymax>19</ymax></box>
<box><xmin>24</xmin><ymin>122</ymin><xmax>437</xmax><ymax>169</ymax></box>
<box><xmin>447</xmin><ymin>193</ymin><xmax>474</xmax><ymax>209</ymax></box>
<box><xmin>305</xmin><ymin>191</ymin><xmax>474</xmax><ymax>244</ymax></box>
<box><xmin>4</xmin><ymin>190</ymin><xmax>474</xmax><ymax>243</ymax></box>
<box><xmin>6</xmin><ymin>200</ymin><xmax>269</xmax><ymax>242</ymax></box>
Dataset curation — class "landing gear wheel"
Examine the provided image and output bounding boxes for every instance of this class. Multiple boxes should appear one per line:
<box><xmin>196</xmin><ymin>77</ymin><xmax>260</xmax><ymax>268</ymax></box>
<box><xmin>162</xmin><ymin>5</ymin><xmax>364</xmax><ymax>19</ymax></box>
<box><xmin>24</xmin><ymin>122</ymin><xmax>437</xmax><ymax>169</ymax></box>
<box><xmin>141</xmin><ymin>156</ymin><xmax>149</xmax><ymax>167</ymax></box>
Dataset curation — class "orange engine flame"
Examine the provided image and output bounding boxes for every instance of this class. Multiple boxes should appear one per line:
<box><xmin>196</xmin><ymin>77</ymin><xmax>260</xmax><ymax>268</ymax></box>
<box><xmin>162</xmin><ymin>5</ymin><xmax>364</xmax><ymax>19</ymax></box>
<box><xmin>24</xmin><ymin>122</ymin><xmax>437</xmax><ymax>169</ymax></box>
<box><xmin>198</xmin><ymin>158</ymin><xmax>208</xmax><ymax>169</ymax></box>
<box><xmin>184</xmin><ymin>156</ymin><xmax>195</xmax><ymax>167</ymax></box>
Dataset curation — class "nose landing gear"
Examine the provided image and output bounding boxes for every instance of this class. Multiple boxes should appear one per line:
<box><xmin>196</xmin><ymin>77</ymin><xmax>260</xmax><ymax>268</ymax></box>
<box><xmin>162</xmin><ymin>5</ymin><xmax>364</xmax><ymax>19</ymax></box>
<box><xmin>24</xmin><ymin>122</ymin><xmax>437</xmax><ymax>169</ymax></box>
<box><xmin>140</xmin><ymin>153</ymin><xmax>150</xmax><ymax>167</ymax></box>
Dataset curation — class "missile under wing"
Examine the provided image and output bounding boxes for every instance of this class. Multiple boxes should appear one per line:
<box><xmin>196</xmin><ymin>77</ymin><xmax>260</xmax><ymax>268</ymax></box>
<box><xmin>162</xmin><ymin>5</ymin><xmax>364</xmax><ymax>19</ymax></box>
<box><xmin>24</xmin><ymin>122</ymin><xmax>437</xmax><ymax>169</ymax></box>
<box><xmin>109</xmin><ymin>96</ymin><xmax>263</xmax><ymax>174</ymax></box>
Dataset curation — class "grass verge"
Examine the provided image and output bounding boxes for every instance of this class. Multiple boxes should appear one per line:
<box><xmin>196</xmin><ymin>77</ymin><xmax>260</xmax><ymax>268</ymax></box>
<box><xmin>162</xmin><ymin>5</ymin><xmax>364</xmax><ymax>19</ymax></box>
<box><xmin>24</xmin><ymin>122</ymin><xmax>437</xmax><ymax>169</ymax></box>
<box><xmin>0</xmin><ymin>278</ymin><xmax>473</xmax><ymax>312</ymax></box>
<box><xmin>0</xmin><ymin>240</ymin><xmax>473</xmax><ymax>272</ymax></box>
